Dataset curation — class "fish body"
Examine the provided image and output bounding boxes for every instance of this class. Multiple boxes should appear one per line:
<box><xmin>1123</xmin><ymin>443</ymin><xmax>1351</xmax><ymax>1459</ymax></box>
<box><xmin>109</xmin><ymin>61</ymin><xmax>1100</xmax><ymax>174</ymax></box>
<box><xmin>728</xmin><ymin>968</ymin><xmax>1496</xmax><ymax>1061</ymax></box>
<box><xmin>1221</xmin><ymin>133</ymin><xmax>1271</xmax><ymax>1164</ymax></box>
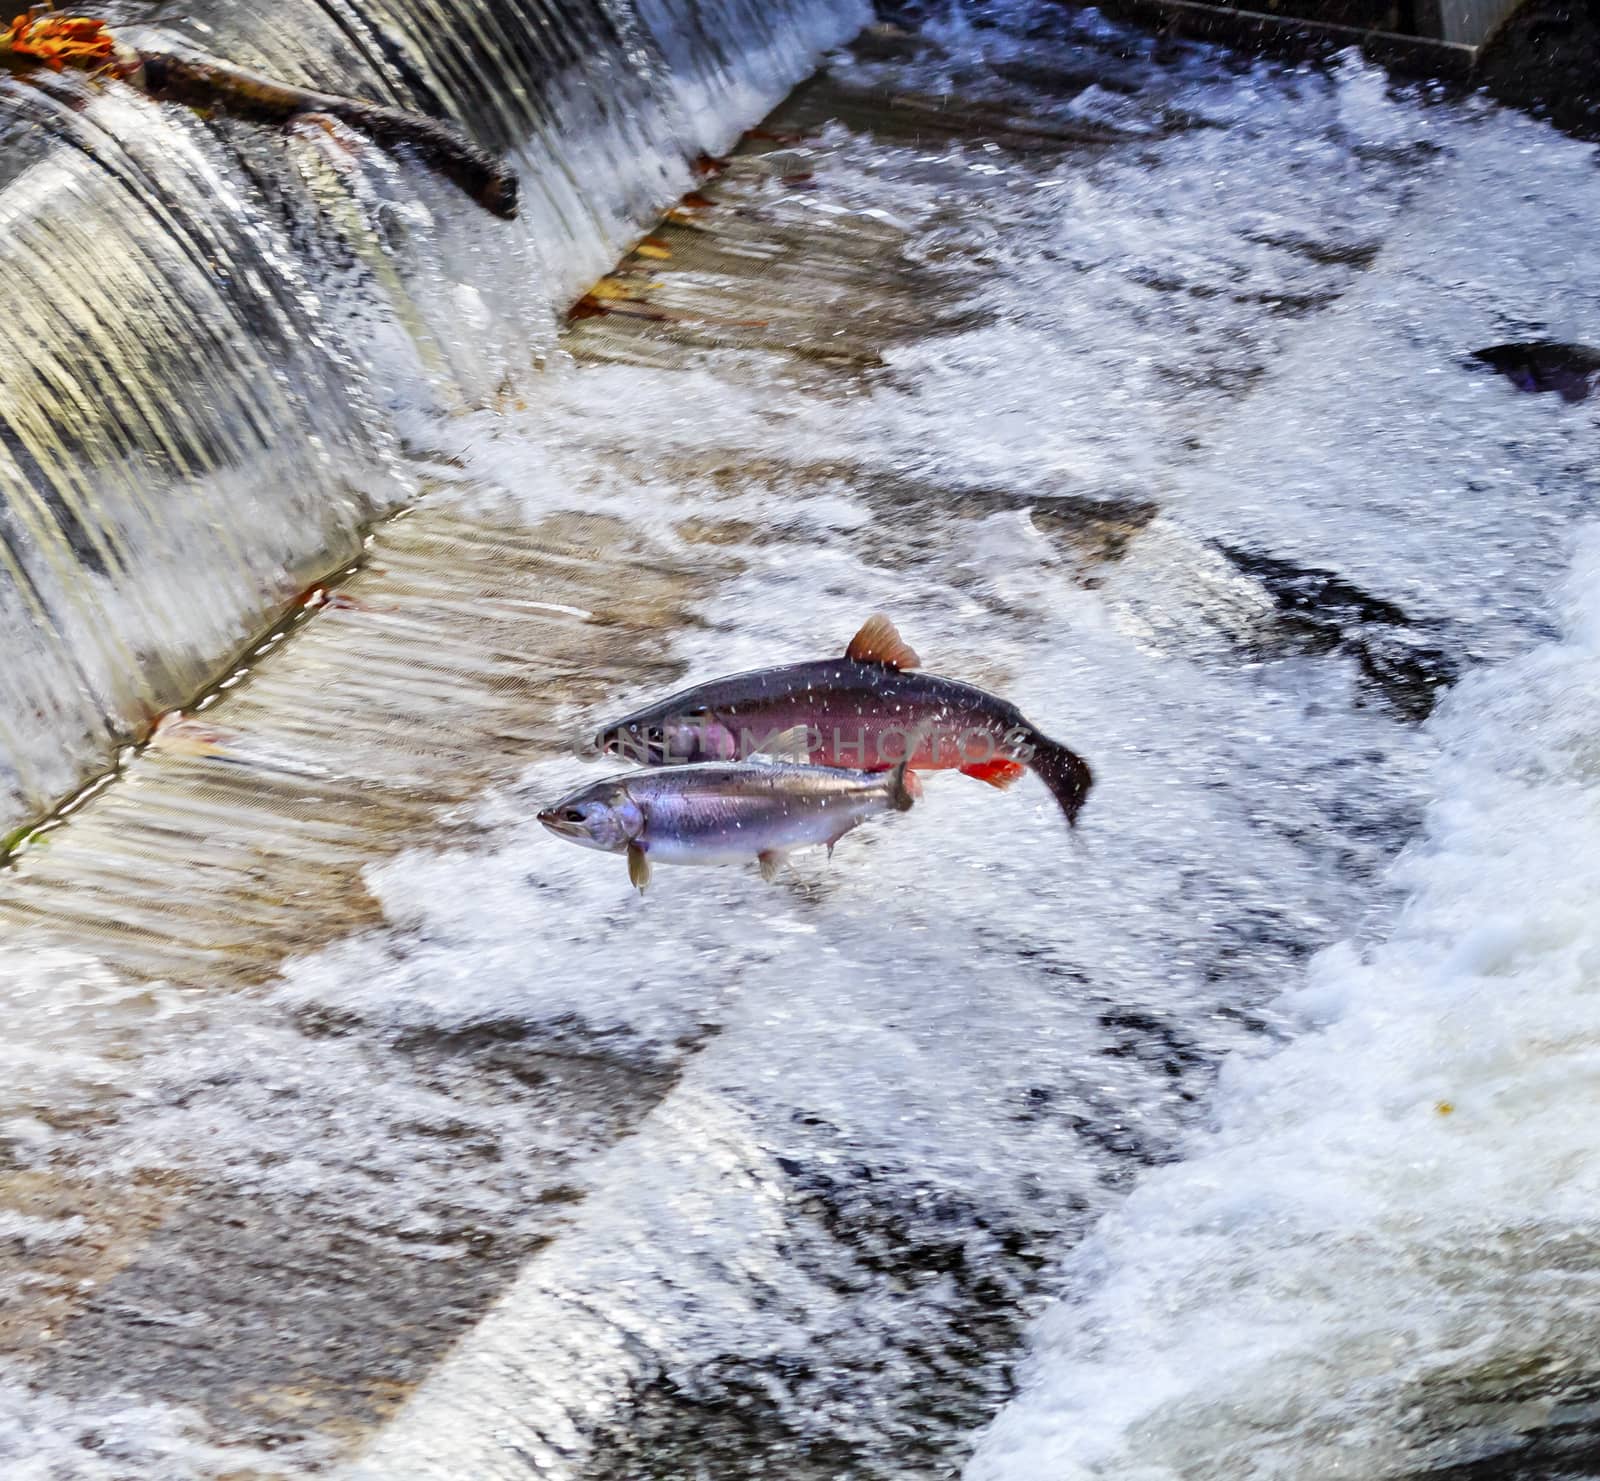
<box><xmin>538</xmin><ymin>755</ymin><xmax>917</xmax><ymax>890</ymax></box>
<box><xmin>595</xmin><ymin>615</ymin><xmax>1093</xmax><ymax>824</ymax></box>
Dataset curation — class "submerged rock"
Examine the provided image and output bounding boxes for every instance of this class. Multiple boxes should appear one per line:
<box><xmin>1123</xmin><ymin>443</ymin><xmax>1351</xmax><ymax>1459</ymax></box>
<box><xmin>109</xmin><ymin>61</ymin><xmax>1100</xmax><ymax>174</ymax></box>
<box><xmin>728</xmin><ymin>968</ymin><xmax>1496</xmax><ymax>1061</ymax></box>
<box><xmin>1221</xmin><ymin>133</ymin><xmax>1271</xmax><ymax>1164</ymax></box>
<box><xmin>1218</xmin><ymin>545</ymin><xmax>1461</xmax><ymax>721</ymax></box>
<box><xmin>1471</xmin><ymin>342</ymin><xmax>1600</xmax><ymax>403</ymax></box>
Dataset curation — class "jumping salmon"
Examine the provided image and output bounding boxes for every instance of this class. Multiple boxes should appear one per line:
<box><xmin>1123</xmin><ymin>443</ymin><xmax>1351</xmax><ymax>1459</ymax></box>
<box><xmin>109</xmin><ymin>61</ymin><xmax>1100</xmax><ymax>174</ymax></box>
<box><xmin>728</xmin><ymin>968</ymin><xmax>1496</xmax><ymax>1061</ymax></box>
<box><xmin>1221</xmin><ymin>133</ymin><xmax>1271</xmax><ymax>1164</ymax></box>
<box><xmin>538</xmin><ymin>744</ymin><xmax>919</xmax><ymax>892</ymax></box>
<box><xmin>593</xmin><ymin>615</ymin><xmax>1093</xmax><ymax>824</ymax></box>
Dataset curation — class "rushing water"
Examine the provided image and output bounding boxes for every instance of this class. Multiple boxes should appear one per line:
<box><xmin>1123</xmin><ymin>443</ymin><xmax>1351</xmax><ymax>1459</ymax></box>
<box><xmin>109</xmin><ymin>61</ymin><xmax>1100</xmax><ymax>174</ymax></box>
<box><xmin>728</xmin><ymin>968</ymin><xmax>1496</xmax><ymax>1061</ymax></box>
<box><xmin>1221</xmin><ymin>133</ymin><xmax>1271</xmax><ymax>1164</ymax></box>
<box><xmin>2</xmin><ymin>0</ymin><xmax>1600</xmax><ymax>1477</ymax></box>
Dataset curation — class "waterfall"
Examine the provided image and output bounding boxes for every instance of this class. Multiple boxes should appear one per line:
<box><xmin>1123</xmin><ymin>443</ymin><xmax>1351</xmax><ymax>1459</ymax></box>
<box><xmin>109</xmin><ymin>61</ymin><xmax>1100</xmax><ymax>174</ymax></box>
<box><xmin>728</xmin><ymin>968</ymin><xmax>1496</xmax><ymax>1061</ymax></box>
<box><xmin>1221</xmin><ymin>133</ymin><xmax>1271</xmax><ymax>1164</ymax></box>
<box><xmin>0</xmin><ymin>0</ymin><xmax>867</xmax><ymax>837</ymax></box>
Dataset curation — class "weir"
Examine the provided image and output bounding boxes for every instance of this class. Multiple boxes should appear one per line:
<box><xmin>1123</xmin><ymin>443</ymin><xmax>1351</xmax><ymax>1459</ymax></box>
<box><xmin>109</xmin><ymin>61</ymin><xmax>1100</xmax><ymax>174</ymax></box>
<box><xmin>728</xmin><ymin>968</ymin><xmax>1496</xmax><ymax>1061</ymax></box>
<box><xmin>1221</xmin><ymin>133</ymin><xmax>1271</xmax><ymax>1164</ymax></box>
<box><xmin>1095</xmin><ymin>0</ymin><xmax>1529</xmax><ymax>55</ymax></box>
<box><xmin>0</xmin><ymin>0</ymin><xmax>866</xmax><ymax>839</ymax></box>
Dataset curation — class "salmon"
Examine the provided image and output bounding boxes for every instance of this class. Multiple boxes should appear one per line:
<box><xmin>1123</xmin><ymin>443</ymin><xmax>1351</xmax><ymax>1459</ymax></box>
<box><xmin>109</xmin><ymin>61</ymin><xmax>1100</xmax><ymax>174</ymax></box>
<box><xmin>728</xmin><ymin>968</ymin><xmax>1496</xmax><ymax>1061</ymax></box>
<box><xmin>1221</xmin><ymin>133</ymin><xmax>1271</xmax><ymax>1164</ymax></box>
<box><xmin>538</xmin><ymin>746</ymin><xmax>918</xmax><ymax>892</ymax></box>
<box><xmin>593</xmin><ymin>616</ymin><xmax>1093</xmax><ymax>824</ymax></box>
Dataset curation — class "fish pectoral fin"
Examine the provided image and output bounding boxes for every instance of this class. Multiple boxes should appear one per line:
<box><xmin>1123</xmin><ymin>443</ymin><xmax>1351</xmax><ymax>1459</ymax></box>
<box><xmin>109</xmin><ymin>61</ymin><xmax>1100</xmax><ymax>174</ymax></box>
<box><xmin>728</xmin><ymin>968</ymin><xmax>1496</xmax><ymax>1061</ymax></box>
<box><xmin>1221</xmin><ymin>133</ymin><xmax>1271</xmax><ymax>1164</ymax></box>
<box><xmin>844</xmin><ymin>614</ymin><xmax>920</xmax><ymax>670</ymax></box>
<box><xmin>961</xmin><ymin>757</ymin><xmax>1027</xmax><ymax>790</ymax></box>
<box><xmin>627</xmin><ymin>843</ymin><xmax>652</xmax><ymax>893</ymax></box>
<box><xmin>886</xmin><ymin>723</ymin><xmax>933</xmax><ymax>812</ymax></box>
<box><xmin>758</xmin><ymin>850</ymin><xmax>788</xmax><ymax>883</ymax></box>
<box><xmin>751</xmin><ymin>725</ymin><xmax>812</xmax><ymax>763</ymax></box>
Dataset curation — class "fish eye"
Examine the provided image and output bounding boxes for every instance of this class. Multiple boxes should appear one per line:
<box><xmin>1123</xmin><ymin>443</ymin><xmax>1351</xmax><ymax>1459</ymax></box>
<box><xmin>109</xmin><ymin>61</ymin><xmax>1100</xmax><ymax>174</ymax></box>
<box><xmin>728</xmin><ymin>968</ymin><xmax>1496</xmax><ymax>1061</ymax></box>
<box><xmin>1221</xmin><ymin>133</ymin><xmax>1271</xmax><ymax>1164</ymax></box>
<box><xmin>683</xmin><ymin>706</ymin><xmax>710</xmax><ymax>719</ymax></box>
<box><xmin>560</xmin><ymin>808</ymin><xmax>585</xmax><ymax>824</ymax></box>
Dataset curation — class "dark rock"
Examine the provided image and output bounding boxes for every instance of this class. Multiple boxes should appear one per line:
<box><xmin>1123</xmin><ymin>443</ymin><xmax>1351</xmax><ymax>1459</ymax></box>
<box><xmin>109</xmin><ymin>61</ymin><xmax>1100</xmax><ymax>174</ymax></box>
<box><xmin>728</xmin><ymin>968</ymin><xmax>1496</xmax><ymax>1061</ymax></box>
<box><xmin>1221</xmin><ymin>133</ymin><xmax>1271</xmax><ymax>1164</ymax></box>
<box><xmin>1218</xmin><ymin>544</ymin><xmax>1462</xmax><ymax>720</ymax></box>
<box><xmin>1472</xmin><ymin>342</ymin><xmax>1600</xmax><ymax>403</ymax></box>
<box><xmin>1477</xmin><ymin>1</ymin><xmax>1600</xmax><ymax>144</ymax></box>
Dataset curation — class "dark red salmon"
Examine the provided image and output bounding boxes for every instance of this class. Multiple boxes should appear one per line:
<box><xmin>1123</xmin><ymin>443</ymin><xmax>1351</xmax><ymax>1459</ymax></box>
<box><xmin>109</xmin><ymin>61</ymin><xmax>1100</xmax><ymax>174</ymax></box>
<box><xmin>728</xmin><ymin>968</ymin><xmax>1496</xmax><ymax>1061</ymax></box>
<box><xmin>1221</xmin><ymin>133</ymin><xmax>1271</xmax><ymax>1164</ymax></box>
<box><xmin>594</xmin><ymin>616</ymin><xmax>1093</xmax><ymax>825</ymax></box>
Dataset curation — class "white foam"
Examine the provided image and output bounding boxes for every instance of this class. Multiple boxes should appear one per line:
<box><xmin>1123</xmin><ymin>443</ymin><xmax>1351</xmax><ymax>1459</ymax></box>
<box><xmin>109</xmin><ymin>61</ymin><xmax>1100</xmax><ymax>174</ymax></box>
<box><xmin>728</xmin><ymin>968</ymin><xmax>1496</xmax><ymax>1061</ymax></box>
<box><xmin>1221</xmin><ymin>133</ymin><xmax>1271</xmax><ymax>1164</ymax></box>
<box><xmin>969</xmin><ymin>528</ymin><xmax>1600</xmax><ymax>1479</ymax></box>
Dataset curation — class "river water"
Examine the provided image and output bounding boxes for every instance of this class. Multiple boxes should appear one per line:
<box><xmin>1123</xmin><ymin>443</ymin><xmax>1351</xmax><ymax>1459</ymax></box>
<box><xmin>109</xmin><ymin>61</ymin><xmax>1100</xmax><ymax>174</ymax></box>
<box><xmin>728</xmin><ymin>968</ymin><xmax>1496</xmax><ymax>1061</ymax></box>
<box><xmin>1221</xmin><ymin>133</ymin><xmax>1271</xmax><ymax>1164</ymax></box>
<box><xmin>2</xmin><ymin>2</ymin><xmax>1599</xmax><ymax>1478</ymax></box>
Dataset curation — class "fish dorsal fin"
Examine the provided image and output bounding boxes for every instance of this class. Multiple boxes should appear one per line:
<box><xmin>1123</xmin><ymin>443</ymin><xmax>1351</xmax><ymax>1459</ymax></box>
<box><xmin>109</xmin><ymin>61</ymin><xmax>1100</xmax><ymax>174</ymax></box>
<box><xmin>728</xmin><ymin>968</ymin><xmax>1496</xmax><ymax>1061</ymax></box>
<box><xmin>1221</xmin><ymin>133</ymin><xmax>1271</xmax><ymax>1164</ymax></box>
<box><xmin>845</xmin><ymin>614</ymin><xmax>920</xmax><ymax>670</ymax></box>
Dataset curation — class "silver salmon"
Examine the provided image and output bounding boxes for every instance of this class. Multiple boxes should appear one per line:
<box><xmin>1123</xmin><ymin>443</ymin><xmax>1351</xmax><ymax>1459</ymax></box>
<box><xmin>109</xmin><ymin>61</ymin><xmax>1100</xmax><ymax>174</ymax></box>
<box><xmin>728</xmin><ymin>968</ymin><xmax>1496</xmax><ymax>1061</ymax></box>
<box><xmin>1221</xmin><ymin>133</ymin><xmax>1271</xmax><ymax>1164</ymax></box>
<box><xmin>538</xmin><ymin>748</ymin><xmax>918</xmax><ymax>892</ymax></box>
<box><xmin>593</xmin><ymin>615</ymin><xmax>1093</xmax><ymax>824</ymax></box>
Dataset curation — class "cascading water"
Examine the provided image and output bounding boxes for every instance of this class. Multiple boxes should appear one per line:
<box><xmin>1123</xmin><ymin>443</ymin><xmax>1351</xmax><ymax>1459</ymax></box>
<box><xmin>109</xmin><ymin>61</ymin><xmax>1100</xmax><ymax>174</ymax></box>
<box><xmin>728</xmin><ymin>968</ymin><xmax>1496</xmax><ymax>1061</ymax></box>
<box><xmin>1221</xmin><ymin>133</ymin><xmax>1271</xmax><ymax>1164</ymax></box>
<box><xmin>0</xmin><ymin>70</ymin><xmax>396</xmax><ymax>826</ymax></box>
<box><xmin>0</xmin><ymin>0</ymin><xmax>867</xmax><ymax>835</ymax></box>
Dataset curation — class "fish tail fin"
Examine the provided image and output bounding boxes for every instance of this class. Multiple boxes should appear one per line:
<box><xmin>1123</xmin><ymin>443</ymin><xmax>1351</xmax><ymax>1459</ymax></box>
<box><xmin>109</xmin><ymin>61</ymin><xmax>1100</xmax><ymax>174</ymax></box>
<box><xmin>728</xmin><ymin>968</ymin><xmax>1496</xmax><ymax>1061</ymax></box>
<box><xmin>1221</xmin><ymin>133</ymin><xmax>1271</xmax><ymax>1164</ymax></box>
<box><xmin>1027</xmin><ymin>730</ymin><xmax>1094</xmax><ymax>826</ymax></box>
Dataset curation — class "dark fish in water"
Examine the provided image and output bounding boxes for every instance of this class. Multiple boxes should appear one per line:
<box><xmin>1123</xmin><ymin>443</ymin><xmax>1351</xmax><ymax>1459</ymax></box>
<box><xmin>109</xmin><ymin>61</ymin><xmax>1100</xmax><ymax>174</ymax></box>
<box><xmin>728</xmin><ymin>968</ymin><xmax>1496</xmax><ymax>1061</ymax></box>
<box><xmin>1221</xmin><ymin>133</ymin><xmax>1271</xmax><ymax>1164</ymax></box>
<box><xmin>594</xmin><ymin>616</ymin><xmax>1093</xmax><ymax>825</ymax></box>
<box><xmin>1472</xmin><ymin>342</ymin><xmax>1600</xmax><ymax>403</ymax></box>
<box><xmin>538</xmin><ymin>743</ymin><xmax>919</xmax><ymax>892</ymax></box>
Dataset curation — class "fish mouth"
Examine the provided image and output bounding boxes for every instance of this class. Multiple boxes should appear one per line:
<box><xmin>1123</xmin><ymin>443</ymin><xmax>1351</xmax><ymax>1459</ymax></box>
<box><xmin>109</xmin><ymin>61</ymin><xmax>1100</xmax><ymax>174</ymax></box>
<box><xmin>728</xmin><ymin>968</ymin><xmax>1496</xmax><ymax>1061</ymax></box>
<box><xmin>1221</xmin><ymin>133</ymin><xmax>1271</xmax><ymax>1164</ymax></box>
<box><xmin>537</xmin><ymin>808</ymin><xmax>585</xmax><ymax>839</ymax></box>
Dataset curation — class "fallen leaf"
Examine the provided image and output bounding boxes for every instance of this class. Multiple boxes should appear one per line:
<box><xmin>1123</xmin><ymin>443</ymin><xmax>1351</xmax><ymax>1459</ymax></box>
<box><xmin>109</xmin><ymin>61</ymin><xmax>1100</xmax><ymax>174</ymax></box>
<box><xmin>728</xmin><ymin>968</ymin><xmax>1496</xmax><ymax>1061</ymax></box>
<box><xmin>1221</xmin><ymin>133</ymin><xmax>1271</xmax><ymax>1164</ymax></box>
<box><xmin>3</xmin><ymin>13</ymin><xmax>118</xmax><ymax>71</ymax></box>
<box><xmin>588</xmin><ymin>276</ymin><xmax>658</xmax><ymax>301</ymax></box>
<box><xmin>150</xmin><ymin>715</ymin><xmax>238</xmax><ymax>759</ymax></box>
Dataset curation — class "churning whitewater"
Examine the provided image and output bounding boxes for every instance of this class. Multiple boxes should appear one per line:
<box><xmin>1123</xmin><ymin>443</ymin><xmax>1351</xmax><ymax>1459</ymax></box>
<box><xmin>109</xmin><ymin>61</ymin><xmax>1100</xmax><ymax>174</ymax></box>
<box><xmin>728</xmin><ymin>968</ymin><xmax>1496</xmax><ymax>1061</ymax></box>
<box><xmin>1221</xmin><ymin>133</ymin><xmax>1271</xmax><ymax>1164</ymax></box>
<box><xmin>0</xmin><ymin>0</ymin><xmax>1596</xmax><ymax>1477</ymax></box>
<box><xmin>970</xmin><ymin>531</ymin><xmax>1600</xmax><ymax>1479</ymax></box>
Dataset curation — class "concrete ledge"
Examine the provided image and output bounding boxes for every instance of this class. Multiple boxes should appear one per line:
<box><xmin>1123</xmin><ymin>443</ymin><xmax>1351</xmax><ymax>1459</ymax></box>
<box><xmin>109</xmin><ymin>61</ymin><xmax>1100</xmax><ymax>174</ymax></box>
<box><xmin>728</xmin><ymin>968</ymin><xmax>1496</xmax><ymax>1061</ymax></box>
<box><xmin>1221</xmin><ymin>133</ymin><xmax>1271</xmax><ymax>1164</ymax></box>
<box><xmin>1088</xmin><ymin>0</ymin><xmax>1511</xmax><ymax>76</ymax></box>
